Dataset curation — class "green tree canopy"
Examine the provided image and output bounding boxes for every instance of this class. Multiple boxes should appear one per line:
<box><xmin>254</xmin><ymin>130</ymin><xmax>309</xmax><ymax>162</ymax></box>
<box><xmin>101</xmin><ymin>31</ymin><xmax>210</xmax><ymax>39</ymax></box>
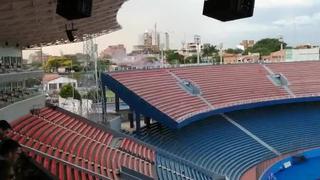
<box><xmin>185</xmin><ymin>55</ymin><xmax>198</xmax><ymax>64</ymax></box>
<box><xmin>165</xmin><ymin>50</ymin><xmax>184</xmax><ymax>64</ymax></box>
<box><xmin>96</xmin><ymin>58</ymin><xmax>113</xmax><ymax>72</ymax></box>
<box><xmin>44</xmin><ymin>56</ymin><xmax>80</xmax><ymax>72</ymax></box>
<box><xmin>225</xmin><ymin>48</ymin><xmax>243</xmax><ymax>54</ymax></box>
<box><xmin>202</xmin><ymin>44</ymin><xmax>219</xmax><ymax>58</ymax></box>
<box><xmin>59</xmin><ymin>84</ymin><xmax>81</xmax><ymax>101</ymax></box>
<box><xmin>83</xmin><ymin>89</ymin><xmax>102</xmax><ymax>103</ymax></box>
<box><xmin>244</xmin><ymin>38</ymin><xmax>287</xmax><ymax>56</ymax></box>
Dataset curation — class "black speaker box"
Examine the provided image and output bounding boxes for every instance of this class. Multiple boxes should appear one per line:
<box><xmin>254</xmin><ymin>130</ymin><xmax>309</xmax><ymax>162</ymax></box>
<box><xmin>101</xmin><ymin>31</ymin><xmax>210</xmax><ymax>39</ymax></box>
<box><xmin>57</xmin><ymin>0</ymin><xmax>92</xmax><ymax>20</ymax></box>
<box><xmin>203</xmin><ymin>0</ymin><xmax>255</xmax><ymax>22</ymax></box>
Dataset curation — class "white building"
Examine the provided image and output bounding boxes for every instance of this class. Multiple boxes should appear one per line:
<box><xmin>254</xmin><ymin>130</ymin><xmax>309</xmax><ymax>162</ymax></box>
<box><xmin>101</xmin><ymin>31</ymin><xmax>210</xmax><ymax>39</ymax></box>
<box><xmin>43</xmin><ymin>74</ymin><xmax>78</xmax><ymax>92</ymax></box>
<box><xmin>285</xmin><ymin>48</ymin><xmax>320</xmax><ymax>62</ymax></box>
<box><xmin>59</xmin><ymin>97</ymin><xmax>93</xmax><ymax>118</ymax></box>
<box><xmin>179</xmin><ymin>42</ymin><xmax>204</xmax><ymax>57</ymax></box>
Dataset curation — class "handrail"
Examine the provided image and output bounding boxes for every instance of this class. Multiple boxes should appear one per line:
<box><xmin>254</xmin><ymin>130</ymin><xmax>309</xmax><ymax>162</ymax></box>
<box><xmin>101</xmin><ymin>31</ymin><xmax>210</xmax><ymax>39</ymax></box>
<box><xmin>20</xmin><ymin>144</ymin><xmax>111</xmax><ymax>180</ymax></box>
<box><xmin>108</xmin><ymin>63</ymin><xmax>221</xmax><ymax>73</ymax></box>
<box><xmin>108</xmin><ymin>61</ymin><xmax>320</xmax><ymax>73</ymax></box>
<box><xmin>36</xmin><ymin>112</ymin><xmax>153</xmax><ymax>165</ymax></box>
<box><xmin>156</xmin><ymin>148</ymin><xmax>224</xmax><ymax>179</ymax></box>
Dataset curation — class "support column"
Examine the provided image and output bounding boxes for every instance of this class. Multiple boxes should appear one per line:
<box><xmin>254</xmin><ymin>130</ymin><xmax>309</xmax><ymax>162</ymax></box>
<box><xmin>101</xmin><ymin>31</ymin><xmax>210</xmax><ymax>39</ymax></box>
<box><xmin>144</xmin><ymin>116</ymin><xmax>151</xmax><ymax>128</ymax></box>
<box><xmin>128</xmin><ymin>111</ymin><xmax>134</xmax><ymax>128</ymax></box>
<box><xmin>115</xmin><ymin>94</ymin><xmax>120</xmax><ymax>112</ymax></box>
<box><xmin>135</xmin><ymin>111</ymin><xmax>141</xmax><ymax>133</ymax></box>
<box><xmin>101</xmin><ymin>85</ymin><xmax>107</xmax><ymax>124</ymax></box>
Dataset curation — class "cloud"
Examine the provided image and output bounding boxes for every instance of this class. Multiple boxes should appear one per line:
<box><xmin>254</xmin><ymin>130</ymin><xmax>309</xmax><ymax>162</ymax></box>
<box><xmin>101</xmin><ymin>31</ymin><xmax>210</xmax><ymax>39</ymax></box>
<box><xmin>273</xmin><ymin>13</ymin><xmax>320</xmax><ymax>26</ymax></box>
<box><xmin>256</xmin><ymin>0</ymin><xmax>314</xmax><ymax>8</ymax></box>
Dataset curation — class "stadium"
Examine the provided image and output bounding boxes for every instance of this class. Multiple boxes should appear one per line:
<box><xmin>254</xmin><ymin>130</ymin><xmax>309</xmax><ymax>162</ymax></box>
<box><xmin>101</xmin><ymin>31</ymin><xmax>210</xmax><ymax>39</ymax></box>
<box><xmin>1</xmin><ymin>0</ymin><xmax>320</xmax><ymax>180</ymax></box>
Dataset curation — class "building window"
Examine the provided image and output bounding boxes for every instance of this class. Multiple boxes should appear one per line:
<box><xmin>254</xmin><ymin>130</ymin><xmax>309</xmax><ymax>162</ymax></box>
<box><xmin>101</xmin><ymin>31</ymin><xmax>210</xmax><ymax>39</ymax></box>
<box><xmin>49</xmin><ymin>84</ymin><xmax>57</xmax><ymax>90</ymax></box>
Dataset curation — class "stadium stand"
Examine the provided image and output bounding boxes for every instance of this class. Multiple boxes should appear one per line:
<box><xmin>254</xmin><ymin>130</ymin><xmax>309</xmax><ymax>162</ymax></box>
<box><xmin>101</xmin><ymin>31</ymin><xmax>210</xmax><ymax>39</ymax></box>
<box><xmin>125</xmin><ymin>101</ymin><xmax>320</xmax><ymax>179</ymax></box>
<box><xmin>267</xmin><ymin>61</ymin><xmax>320</xmax><ymax>96</ymax></box>
<box><xmin>0</xmin><ymin>66</ymin><xmax>43</xmax><ymax>109</ymax></box>
<box><xmin>8</xmin><ymin>107</ymin><xmax>157</xmax><ymax>180</ymax></box>
<box><xmin>6</xmin><ymin>106</ymin><xmax>220</xmax><ymax>180</ymax></box>
<box><xmin>0</xmin><ymin>86</ymin><xmax>40</xmax><ymax>108</ymax></box>
<box><xmin>156</xmin><ymin>153</ymin><xmax>216</xmax><ymax>180</ymax></box>
<box><xmin>109</xmin><ymin>69</ymin><xmax>209</xmax><ymax>121</ymax></box>
<box><xmin>103</xmin><ymin>61</ymin><xmax>320</xmax><ymax>129</ymax></box>
<box><xmin>170</xmin><ymin>64</ymin><xmax>288</xmax><ymax>108</ymax></box>
<box><xmin>227</xmin><ymin>102</ymin><xmax>320</xmax><ymax>154</ymax></box>
<box><xmin>0</xmin><ymin>56</ymin><xmax>22</xmax><ymax>73</ymax></box>
<box><xmin>132</xmin><ymin>115</ymin><xmax>276</xmax><ymax>180</ymax></box>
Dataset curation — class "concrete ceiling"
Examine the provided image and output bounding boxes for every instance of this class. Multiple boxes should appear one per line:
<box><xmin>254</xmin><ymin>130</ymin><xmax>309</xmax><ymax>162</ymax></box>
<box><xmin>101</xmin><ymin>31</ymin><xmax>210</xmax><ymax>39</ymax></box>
<box><xmin>0</xmin><ymin>0</ymin><xmax>126</xmax><ymax>48</ymax></box>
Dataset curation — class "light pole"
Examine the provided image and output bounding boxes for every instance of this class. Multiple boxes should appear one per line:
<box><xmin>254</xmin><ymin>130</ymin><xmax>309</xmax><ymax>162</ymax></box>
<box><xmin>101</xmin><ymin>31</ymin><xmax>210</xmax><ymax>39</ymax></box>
<box><xmin>194</xmin><ymin>35</ymin><xmax>201</xmax><ymax>64</ymax></box>
<box><xmin>279</xmin><ymin>35</ymin><xmax>284</xmax><ymax>62</ymax></box>
<box><xmin>219</xmin><ymin>43</ymin><xmax>223</xmax><ymax>65</ymax></box>
<box><xmin>160</xmin><ymin>43</ymin><xmax>164</xmax><ymax>67</ymax></box>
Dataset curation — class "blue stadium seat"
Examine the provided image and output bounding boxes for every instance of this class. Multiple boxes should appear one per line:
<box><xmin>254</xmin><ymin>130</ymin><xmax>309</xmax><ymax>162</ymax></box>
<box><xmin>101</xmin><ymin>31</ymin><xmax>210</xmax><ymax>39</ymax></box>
<box><xmin>156</xmin><ymin>154</ymin><xmax>213</xmax><ymax>180</ymax></box>
<box><xmin>228</xmin><ymin>102</ymin><xmax>320</xmax><ymax>155</ymax></box>
<box><xmin>133</xmin><ymin>115</ymin><xmax>275</xmax><ymax>179</ymax></box>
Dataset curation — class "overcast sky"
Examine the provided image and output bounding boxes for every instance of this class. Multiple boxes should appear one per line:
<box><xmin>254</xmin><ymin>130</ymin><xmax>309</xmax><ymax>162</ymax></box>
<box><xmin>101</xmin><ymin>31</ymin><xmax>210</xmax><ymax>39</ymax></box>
<box><xmin>24</xmin><ymin>0</ymin><xmax>320</xmax><ymax>57</ymax></box>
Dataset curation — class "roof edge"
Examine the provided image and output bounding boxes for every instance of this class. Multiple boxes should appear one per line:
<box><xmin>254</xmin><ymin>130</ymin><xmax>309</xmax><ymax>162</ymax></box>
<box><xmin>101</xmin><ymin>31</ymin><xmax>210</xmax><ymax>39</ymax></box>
<box><xmin>178</xmin><ymin>96</ymin><xmax>320</xmax><ymax>128</ymax></box>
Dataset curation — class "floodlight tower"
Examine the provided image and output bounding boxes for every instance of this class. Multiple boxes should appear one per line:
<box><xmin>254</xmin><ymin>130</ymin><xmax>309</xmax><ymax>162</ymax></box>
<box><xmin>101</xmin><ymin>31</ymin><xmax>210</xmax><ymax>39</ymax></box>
<box><xmin>83</xmin><ymin>35</ymin><xmax>101</xmax><ymax>121</ymax></box>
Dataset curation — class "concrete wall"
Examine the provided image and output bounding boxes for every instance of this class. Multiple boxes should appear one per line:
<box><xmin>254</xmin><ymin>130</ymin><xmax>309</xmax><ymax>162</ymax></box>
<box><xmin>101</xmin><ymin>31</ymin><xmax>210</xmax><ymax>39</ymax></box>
<box><xmin>0</xmin><ymin>47</ymin><xmax>22</xmax><ymax>57</ymax></box>
<box><xmin>285</xmin><ymin>48</ymin><xmax>320</xmax><ymax>62</ymax></box>
<box><xmin>0</xmin><ymin>95</ymin><xmax>46</xmax><ymax>122</ymax></box>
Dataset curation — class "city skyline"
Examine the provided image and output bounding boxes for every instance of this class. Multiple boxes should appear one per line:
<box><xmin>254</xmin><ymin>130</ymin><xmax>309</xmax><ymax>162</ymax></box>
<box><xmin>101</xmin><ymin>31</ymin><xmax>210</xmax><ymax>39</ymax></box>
<box><xmin>23</xmin><ymin>0</ymin><xmax>320</xmax><ymax>57</ymax></box>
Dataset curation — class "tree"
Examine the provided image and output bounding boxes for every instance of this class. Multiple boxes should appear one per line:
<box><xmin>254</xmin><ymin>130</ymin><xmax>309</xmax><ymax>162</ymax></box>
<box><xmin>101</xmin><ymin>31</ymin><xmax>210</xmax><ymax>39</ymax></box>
<box><xmin>202</xmin><ymin>44</ymin><xmax>220</xmax><ymax>64</ymax></box>
<box><xmin>202</xmin><ymin>44</ymin><xmax>219</xmax><ymax>59</ymax></box>
<box><xmin>96</xmin><ymin>58</ymin><xmax>114</xmax><ymax>72</ymax></box>
<box><xmin>244</xmin><ymin>38</ymin><xmax>287</xmax><ymax>56</ymax></box>
<box><xmin>83</xmin><ymin>89</ymin><xmax>102</xmax><ymax>103</ymax></box>
<box><xmin>44</xmin><ymin>56</ymin><xmax>81</xmax><ymax>73</ymax></box>
<box><xmin>30</xmin><ymin>61</ymin><xmax>42</xmax><ymax>68</ymax></box>
<box><xmin>165</xmin><ymin>50</ymin><xmax>184</xmax><ymax>64</ymax></box>
<box><xmin>225</xmin><ymin>48</ymin><xmax>243</xmax><ymax>54</ymax></box>
<box><xmin>59</xmin><ymin>84</ymin><xmax>81</xmax><ymax>101</ymax></box>
<box><xmin>145</xmin><ymin>56</ymin><xmax>158</xmax><ymax>63</ymax></box>
<box><xmin>185</xmin><ymin>55</ymin><xmax>198</xmax><ymax>64</ymax></box>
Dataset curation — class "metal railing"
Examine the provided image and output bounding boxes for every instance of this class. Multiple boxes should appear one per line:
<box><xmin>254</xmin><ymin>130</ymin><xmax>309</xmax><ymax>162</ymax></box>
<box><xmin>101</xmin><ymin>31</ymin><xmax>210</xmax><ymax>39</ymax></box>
<box><xmin>156</xmin><ymin>148</ymin><xmax>225</xmax><ymax>180</ymax></box>
<box><xmin>21</xmin><ymin>144</ymin><xmax>111</xmax><ymax>180</ymax></box>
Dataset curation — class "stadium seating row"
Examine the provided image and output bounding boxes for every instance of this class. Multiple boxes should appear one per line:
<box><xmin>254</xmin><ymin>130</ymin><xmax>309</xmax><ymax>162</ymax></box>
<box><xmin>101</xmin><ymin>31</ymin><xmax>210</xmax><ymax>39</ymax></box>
<box><xmin>109</xmin><ymin>62</ymin><xmax>320</xmax><ymax>124</ymax></box>
<box><xmin>228</xmin><ymin>102</ymin><xmax>320</xmax><ymax>155</ymax></box>
<box><xmin>110</xmin><ymin>70</ymin><xmax>209</xmax><ymax>120</ymax></box>
<box><xmin>156</xmin><ymin>154</ymin><xmax>213</xmax><ymax>180</ymax></box>
<box><xmin>133</xmin><ymin>116</ymin><xmax>276</xmax><ymax>180</ymax></box>
<box><xmin>267</xmin><ymin>62</ymin><xmax>320</xmax><ymax>96</ymax></box>
<box><xmin>119</xmin><ymin>138</ymin><xmax>155</xmax><ymax>162</ymax></box>
<box><xmin>0</xmin><ymin>88</ymin><xmax>40</xmax><ymax>109</ymax></box>
<box><xmin>170</xmin><ymin>64</ymin><xmax>288</xmax><ymax>107</ymax></box>
<box><xmin>0</xmin><ymin>56</ymin><xmax>23</xmax><ymax>73</ymax></box>
<box><xmin>9</xmin><ymin>107</ymin><xmax>155</xmax><ymax>180</ymax></box>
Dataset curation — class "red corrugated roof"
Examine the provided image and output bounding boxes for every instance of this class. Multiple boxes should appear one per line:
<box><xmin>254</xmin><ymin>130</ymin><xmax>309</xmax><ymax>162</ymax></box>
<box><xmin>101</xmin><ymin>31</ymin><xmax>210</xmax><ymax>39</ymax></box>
<box><xmin>42</xmin><ymin>74</ymin><xmax>60</xmax><ymax>82</ymax></box>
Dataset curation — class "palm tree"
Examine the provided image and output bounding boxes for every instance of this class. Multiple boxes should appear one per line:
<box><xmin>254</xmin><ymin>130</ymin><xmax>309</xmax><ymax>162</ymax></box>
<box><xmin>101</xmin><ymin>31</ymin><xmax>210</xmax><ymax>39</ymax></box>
<box><xmin>202</xmin><ymin>44</ymin><xmax>219</xmax><ymax>63</ymax></box>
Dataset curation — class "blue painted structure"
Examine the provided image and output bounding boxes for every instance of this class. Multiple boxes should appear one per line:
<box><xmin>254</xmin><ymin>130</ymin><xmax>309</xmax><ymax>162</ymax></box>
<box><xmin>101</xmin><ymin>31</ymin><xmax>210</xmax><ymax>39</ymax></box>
<box><xmin>134</xmin><ymin>115</ymin><xmax>276</xmax><ymax>180</ymax></box>
<box><xmin>228</xmin><ymin>102</ymin><xmax>320</xmax><ymax>154</ymax></box>
<box><xmin>101</xmin><ymin>72</ymin><xmax>320</xmax><ymax>129</ymax></box>
<box><xmin>261</xmin><ymin>148</ymin><xmax>320</xmax><ymax>180</ymax></box>
<box><xmin>128</xmin><ymin>102</ymin><xmax>320</xmax><ymax>180</ymax></box>
<box><xmin>156</xmin><ymin>153</ymin><xmax>214</xmax><ymax>180</ymax></box>
<box><xmin>101</xmin><ymin>73</ymin><xmax>178</xmax><ymax>129</ymax></box>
